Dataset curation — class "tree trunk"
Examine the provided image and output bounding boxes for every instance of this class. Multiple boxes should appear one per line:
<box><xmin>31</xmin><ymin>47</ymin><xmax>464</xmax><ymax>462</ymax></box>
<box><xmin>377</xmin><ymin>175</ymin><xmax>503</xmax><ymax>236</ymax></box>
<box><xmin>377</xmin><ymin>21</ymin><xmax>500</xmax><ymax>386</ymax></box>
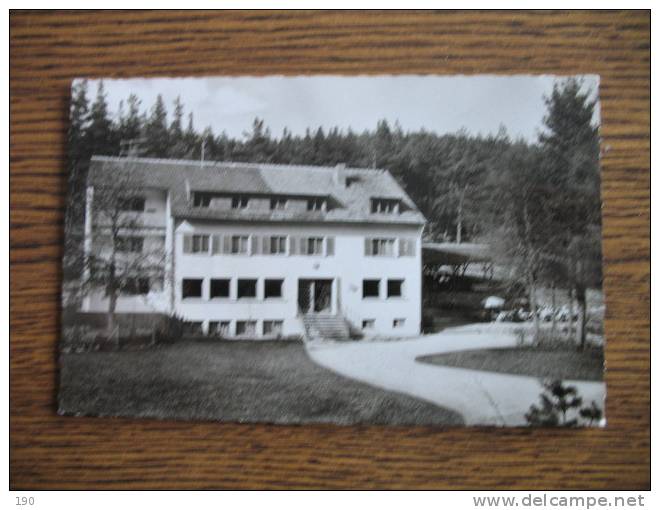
<box><xmin>576</xmin><ymin>284</ymin><xmax>587</xmax><ymax>350</ymax></box>
<box><xmin>568</xmin><ymin>288</ymin><xmax>575</xmax><ymax>342</ymax></box>
<box><xmin>107</xmin><ymin>290</ymin><xmax>118</xmax><ymax>338</ymax></box>
<box><xmin>456</xmin><ymin>208</ymin><xmax>462</xmax><ymax>244</ymax></box>
<box><xmin>456</xmin><ymin>187</ymin><xmax>465</xmax><ymax>244</ymax></box>
<box><xmin>528</xmin><ymin>276</ymin><xmax>540</xmax><ymax>344</ymax></box>
<box><xmin>550</xmin><ymin>282</ymin><xmax>557</xmax><ymax>340</ymax></box>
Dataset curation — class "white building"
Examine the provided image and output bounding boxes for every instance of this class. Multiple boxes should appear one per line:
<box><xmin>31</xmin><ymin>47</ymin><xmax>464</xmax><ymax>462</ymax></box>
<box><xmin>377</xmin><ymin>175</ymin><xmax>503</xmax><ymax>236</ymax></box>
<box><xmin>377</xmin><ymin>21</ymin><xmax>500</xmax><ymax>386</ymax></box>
<box><xmin>82</xmin><ymin>156</ymin><xmax>426</xmax><ymax>339</ymax></box>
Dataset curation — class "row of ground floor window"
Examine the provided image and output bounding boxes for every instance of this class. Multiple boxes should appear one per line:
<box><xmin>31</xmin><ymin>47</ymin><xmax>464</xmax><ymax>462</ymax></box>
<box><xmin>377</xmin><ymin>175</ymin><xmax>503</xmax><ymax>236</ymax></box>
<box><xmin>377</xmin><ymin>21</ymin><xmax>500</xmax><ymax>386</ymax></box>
<box><xmin>180</xmin><ymin>277</ymin><xmax>405</xmax><ymax>300</ymax></box>
<box><xmin>185</xmin><ymin>317</ymin><xmax>407</xmax><ymax>337</ymax></box>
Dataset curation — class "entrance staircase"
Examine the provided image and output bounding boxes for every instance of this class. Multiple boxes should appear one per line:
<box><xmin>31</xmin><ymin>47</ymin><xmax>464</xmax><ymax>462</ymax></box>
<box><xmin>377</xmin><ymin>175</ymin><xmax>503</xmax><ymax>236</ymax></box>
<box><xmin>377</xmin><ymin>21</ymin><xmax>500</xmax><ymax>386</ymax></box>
<box><xmin>302</xmin><ymin>314</ymin><xmax>351</xmax><ymax>341</ymax></box>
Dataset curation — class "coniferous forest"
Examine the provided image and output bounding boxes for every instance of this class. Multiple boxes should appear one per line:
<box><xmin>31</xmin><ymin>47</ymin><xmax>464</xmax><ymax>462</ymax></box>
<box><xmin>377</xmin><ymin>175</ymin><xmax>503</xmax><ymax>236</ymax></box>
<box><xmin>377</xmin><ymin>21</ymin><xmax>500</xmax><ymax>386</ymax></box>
<box><xmin>65</xmin><ymin>78</ymin><xmax>603</xmax><ymax>346</ymax></box>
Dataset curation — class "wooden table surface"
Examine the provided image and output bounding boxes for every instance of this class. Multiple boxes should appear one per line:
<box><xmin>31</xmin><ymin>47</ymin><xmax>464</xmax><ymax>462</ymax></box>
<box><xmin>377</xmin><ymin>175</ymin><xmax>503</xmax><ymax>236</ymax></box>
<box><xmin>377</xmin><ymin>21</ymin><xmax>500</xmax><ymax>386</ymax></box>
<box><xmin>10</xmin><ymin>10</ymin><xmax>650</xmax><ymax>489</ymax></box>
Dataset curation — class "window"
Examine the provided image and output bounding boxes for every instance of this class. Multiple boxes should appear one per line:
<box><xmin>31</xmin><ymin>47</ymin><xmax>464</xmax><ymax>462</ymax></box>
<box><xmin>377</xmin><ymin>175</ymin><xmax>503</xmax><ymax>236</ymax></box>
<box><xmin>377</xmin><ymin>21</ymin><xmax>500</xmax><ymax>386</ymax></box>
<box><xmin>371</xmin><ymin>198</ymin><xmax>399</xmax><ymax>214</ymax></box>
<box><xmin>307</xmin><ymin>198</ymin><xmax>326</xmax><ymax>211</ymax></box>
<box><xmin>183</xmin><ymin>321</ymin><xmax>203</xmax><ymax>335</ymax></box>
<box><xmin>231</xmin><ymin>235</ymin><xmax>249</xmax><ymax>254</ymax></box>
<box><xmin>393</xmin><ymin>318</ymin><xmax>406</xmax><ymax>328</ymax></box>
<box><xmin>231</xmin><ymin>196</ymin><xmax>249</xmax><ymax>209</ymax></box>
<box><xmin>122</xmin><ymin>277</ymin><xmax>150</xmax><ymax>295</ymax></box>
<box><xmin>236</xmin><ymin>320</ymin><xmax>257</xmax><ymax>336</ymax></box>
<box><xmin>182</xmin><ymin>278</ymin><xmax>203</xmax><ymax>299</ymax></box>
<box><xmin>237</xmin><ymin>279</ymin><xmax>257</xmax><ymax>299</ymax></box>
<box><xmin>269</xmin><ymin>236</ymin><xmax>287</xmax><ymax>254</ymax></box>
<box><xmin>345</xmin><ymin>176</ymin><xmax>361</xmax><ymax>188</ymax></box>
<box><xmin>119</xmin><ymin>196</ymin><xmax>145</xmax><ymax>212</ymax></box>
<box><xmin>366</xmin><ymin>238</ymin><xmax>395</xmax><ymax>256</ymax></box>
<box><xmin>387</xmin><ymin>279</ymin><xmax>404</xmax><ymax>298</ymax></box>
<box><xmin>270</xmin><ymin>198</ymin><xmax>287</xmax><ymax>210</ymax></box>
<box><xmin>183</xmin><ymin>234</ymin><xmax>210</xmax><ymax>254</ymax></box>
<box><xmin>263</xmin><ymin>320</ymin><xmax>284</xmax><ymax>336</ymax></box>
<box><xmin>306</xmin><ymin>237</ymin><xmax>324</xmax><ymax>255</ymax></box>
<box><xmin>264</xmin><ymin>279</ymin><xmax>283</xmax><ymax>299</ymax></box>
<box><xmin>209</xmin><ymin>321</ymin><xmax>230</xmax><ymax>336</ymax></box>
<box><xmin>193</xmin><ymin>193</ymin><xmax>211</xmax><ymax>207</ymax></box>
<box><xmin>362</xmin><ymin>319</ymin><xmax>375</xmax><ymax>329</ymax></box>
<box><xmin>210</xmin><ymin>279</ymin><xmax>230</xmax><ymax>299</ymax></box>
<box><xmin>362</xmin><ymin>279</ymin><xmax>380</xmax><ymax>298</ymax></box>
<box><xmin>116</xmin><ymin>236</ymin><xmax>143</xmax><ymax>253</ymax></box>
<box><xmin>192</xmin><ymin>234</ymin><xmax>209</xmax><ymax>253</ymax></box>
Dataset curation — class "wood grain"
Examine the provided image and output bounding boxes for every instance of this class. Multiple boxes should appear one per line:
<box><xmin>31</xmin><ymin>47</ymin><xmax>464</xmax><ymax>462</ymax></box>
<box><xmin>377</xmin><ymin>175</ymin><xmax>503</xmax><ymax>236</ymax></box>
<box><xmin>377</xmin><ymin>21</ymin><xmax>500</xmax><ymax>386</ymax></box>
<box><xmin>10</xmin><ymin>10</ymin><xmax>650</xmax><ymax>489</ymax></box>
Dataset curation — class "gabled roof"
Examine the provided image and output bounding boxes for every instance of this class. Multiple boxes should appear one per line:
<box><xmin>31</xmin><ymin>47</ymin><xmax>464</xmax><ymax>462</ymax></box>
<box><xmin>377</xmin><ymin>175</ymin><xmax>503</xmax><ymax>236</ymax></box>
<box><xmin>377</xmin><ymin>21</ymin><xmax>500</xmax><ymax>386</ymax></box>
<box><xmin>88</xmin><ymin>156</ymin><xmax>426</xmax><ymax>226</ymax></box>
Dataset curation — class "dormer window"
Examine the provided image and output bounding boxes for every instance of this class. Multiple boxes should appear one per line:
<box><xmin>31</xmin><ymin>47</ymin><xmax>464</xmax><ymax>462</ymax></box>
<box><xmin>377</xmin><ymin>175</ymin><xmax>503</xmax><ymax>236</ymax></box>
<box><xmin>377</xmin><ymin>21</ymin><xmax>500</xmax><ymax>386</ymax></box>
<box><xmin>345</xmin><ymin>176</ymin><xmax>361</xmax><ymax>188</ymax></box>
<box><xmin>270</xmin><ymin>198</ymin><xmax>287</xmax><ymax>210</ymax></box>
<box><xmin>307</xmin><ymin>198</ymin><xmax>326</xmax><ymax>212</ymax></box>
<box><xmin>231</xmin><ymin>196</ymin><xmax>249</xmax><ymax>209</ymax></box>
<box><xmin>193</xmin><ymin>193</ymin><xmax>211</xmax><ymax>208</ymax></box>
<box><xmin>371</xmin><ymin>198</ymin><xmax>400</xmax><ymax>214</ymax></box>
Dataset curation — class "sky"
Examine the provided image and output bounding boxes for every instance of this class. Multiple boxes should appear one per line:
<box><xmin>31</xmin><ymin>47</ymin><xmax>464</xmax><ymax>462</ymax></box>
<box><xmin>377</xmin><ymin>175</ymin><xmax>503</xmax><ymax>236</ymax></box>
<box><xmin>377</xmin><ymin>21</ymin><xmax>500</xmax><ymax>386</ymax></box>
<box><xmin>80</xmin><ymin>75</ymin><xmax>600</xmax><ymax>142</ymax></box>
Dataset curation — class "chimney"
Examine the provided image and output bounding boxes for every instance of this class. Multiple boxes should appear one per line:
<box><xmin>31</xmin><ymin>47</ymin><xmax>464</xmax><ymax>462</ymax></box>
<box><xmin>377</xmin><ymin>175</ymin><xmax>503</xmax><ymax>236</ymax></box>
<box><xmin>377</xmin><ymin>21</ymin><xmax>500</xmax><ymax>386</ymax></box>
<box><xmin>333</xmin><ymin>163</ymin><xmax>345</xmax><ymax>185</ymax></box>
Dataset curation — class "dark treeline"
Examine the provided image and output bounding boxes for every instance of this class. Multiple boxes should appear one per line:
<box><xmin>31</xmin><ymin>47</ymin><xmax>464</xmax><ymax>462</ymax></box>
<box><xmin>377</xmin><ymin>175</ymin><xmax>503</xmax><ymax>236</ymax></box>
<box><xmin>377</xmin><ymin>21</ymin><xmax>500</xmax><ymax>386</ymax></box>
<box><xmin>67</xmin><ymin>80</ymin><xmax>521</xmax><ymax>243</ymax></box>
<box><xmin>65</xmin><ymin>79</ymin><xmax>602</xmax><ymax>345</ymax></box>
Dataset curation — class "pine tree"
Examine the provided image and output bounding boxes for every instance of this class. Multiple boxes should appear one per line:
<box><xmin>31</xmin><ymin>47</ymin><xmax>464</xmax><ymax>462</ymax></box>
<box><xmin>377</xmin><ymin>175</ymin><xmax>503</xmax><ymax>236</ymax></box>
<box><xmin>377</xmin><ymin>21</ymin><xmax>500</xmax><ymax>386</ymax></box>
<box><xmin>243</xmin><ymin>118</ymin><xmax>273</xmax><ymax>162</ymax></box>
<box><xmin>118</xmin><ymin>94</ymin><xmax>143</xmax><ymax>155</ymax></box>
<box><xmin>200</xmin><ymin>126</ymin><xmax>217</xmax><ymax>161</ymax></box>
<box><xmin>167</xmin><ymin>96</ymin><xmax>187</xmax><ymax>158</ymax></box>
<box><xmin>372</xmin><ymin>119</ymin><xmax>394</xmax><ymax>168</ymax></box>
<box><xmin>143</xmin><ymin>94</ymin><xmax>169</xmax><ymax>157</ymax></box>
<box><xmin>311</xmin><ymin>127</ymin><xmax>327</xmax><ymax>165</ymax></box>
<box><xmin>539</xmin><ymin>78</ymin><xmax>602</xmax><ymax>349</ymax></box>
<box><xmin>69</xmin><ymin>80</ymin><xmax>90</xmax><ymax>159</ymax></box>
<box><xmin>88</xmin><ymin>80</ymin><xmax>115</xmax><ymax>157</ymax></box>
<box><xmin>182</xmin><ymin>112</ymin><xmax>198</xmax><ymax>158</ymax></box>
<box><xmin>64</xmin><ymin>80</ymin><xmax>91</xmax><ymax>280</ymax></box>
<box><xmin>67</xmin><ymin>80</ymin><xmax>90</xmax><ymax>195</ymax></box>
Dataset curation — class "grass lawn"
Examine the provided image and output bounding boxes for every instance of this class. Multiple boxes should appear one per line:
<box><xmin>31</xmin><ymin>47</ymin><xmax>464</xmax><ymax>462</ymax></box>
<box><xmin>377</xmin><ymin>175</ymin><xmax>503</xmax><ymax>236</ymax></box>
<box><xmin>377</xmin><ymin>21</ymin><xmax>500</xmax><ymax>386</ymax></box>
<box><xmin>417</xmin><ymin>346</ymin><xmax>604</xmax><ymax>382</ymax></box>
<box><xmin>59</xmin><ymin>340</ymin><xmax>464</xmax><ymax>425</ymax></box>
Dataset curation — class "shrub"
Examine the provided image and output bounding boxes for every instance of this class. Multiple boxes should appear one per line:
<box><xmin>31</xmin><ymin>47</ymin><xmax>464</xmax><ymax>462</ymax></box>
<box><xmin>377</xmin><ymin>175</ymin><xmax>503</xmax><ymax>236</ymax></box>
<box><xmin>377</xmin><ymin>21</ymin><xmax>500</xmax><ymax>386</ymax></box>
<box><xmin>579</xmin><ymin>400</ymin><xmax>604</xmax><ymax>426</ymax></box>
<box><xmin>526</xmin><ymin>379</ymin><xmax>602</xmax><ymax>427</ymax></box>
<box><xmin>155</xmin><ymin>314</ymin><xmax>187</xmax><ymax>344</ymax></box>
<box><xmin>61</xmin><ymin>325</ymin><xmax>103</xmax><ymax>353</ymax></box>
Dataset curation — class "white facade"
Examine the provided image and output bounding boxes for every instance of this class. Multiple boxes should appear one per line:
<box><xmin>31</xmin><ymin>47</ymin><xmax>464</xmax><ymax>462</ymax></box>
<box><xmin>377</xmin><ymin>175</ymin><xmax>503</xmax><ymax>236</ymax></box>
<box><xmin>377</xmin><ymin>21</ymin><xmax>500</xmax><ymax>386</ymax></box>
<box><xmin>171</xmin><ymin>220</ymin><xmax>423</xmax><ymax>337</ymax></box>
<box><xmin>82</xmin><ymin>157</ymin><xmax>425</xmax><ymax>339</ymax></box>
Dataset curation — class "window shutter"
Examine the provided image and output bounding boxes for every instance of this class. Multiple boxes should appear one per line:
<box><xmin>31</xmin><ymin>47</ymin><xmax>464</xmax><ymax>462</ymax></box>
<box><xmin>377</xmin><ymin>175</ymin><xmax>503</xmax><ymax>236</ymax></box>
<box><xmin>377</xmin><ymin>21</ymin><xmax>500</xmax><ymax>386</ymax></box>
<box><xmin>326</xmin><ymin>237</ymin><xmax>335</xmax><ymax>256</ymax></box>
<box><xmin>262</xmin><ymin>236</ymin><xmax>270</xmax><ymax>254</ymax></box>
<box><xmin>289</xmin><ymin>237</ymin><xmax>296</xmax><ymax>255</ymax></box>
<box><xmin>183</xmin><ymin>235</ymin><xmax>192</xmax><ymax>254</ymax></box>
<box><xmin>300</xmin><ymin>237</ymin><xmax>308</xmax><ymax>255</ymax></box>
<box><xmin>211</xmin><ymin>234</ymin><xmax>221</xmax><ymax>254</ymax></box>
<box><xmin>364</xmin><ymin>238</ymin><xmax>372</xmax><ymax>256</ymax></box>
<box><xmin>408</xmin><ymin>238</ymin><xmax>416</xmax><ymax>256</ymax></box>
<box><xmin>251</xmin><ymin>235</ymin><xmax>260</xmax><ymax>255</ymax></box>
<box><xmin>400</xmin><ymin>238</ymin><xmax>415</xmax><ymax>256</ymax></box>
<box><xmin>223</xmin><ymin>235</ymin><xmax>231</xmax><ymax>254</ymax></box>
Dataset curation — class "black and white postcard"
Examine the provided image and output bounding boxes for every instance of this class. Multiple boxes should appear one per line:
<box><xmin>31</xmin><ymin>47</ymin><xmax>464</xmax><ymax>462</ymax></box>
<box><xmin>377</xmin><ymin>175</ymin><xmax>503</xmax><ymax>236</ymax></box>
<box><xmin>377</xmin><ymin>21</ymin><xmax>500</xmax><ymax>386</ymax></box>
<box><xmin>59</xmin><ymin>75</ymin><xmax>606</xmax><ymax>427</ymax></box>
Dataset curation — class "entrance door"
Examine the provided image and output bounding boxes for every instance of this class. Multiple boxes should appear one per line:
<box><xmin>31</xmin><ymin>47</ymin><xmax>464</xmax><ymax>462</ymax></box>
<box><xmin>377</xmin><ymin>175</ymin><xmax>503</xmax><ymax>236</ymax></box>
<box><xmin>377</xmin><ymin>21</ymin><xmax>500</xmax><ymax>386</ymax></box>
<box><xmin>298</xmin><ymin>279</ymin><xmax>333</xmax><ymax>314</ymax></box>
<box><xmin>313</xmin><ymin>280</ymin><xmax>332</xmax><ymax>313</ymax></box>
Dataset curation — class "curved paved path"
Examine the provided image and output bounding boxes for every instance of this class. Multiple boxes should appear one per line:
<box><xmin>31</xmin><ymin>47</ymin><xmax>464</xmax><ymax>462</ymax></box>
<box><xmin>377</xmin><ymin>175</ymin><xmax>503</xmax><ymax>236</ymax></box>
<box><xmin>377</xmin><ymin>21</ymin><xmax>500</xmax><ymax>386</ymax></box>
<box><xmin>306</xmin><ymin>323</ymin><xmax>606</xmax><ymax>426</ymax></box>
